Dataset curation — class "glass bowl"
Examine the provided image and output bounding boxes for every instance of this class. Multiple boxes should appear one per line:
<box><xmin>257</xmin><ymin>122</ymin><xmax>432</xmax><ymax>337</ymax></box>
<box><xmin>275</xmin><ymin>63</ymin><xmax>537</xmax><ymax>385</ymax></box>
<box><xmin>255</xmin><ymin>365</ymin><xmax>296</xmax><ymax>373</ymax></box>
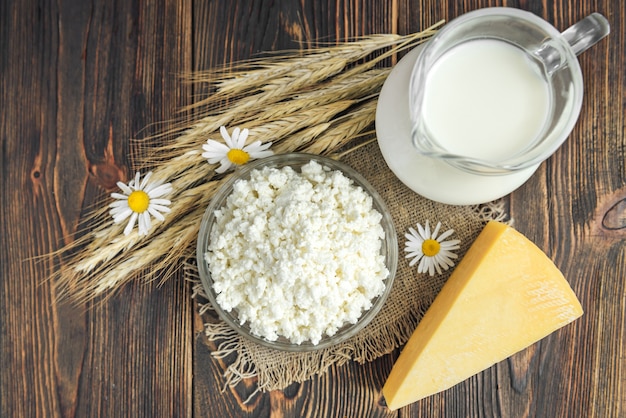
<box><xmin>196</xmin><ymin>153</ymin><xmax>398</xmax><ymax>351</ymax></box>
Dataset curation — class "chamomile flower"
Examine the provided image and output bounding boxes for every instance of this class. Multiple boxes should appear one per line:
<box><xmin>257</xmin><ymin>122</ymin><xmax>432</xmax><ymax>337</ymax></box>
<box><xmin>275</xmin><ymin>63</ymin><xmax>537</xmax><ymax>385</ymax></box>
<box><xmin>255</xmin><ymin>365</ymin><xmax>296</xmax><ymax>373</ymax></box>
<box><xmin>405</xmin><ymin>220</ymin><xmax>461</xmax><ymax>276</ymax></box>
<box><xmin>202</xmin><ymin>126</ymin><xmax>273</xmax><ymax>173</ymax></box>
<box><xmin>109</xmin><ymin>171</ymin><xmax>172</xmax><ymax>236</ymax></box>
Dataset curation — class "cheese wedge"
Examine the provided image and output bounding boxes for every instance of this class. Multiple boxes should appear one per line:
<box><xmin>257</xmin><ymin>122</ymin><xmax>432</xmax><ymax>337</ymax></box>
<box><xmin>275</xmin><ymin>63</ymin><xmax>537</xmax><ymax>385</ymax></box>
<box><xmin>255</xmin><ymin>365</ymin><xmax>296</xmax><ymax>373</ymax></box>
<box><xmin>383</xmin><ymin>221</ymin><xmax>583</xmax><ymax>410</ymax></box>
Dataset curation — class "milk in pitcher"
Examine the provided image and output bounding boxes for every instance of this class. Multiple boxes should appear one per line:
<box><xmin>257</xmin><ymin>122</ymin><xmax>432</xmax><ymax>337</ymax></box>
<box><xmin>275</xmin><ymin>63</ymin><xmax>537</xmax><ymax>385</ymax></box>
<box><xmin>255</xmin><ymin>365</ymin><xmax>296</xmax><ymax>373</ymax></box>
<box><xmin>421</xmin><ymin>39</ymin><xmax>551</xmax><ymax>162</ymax></box>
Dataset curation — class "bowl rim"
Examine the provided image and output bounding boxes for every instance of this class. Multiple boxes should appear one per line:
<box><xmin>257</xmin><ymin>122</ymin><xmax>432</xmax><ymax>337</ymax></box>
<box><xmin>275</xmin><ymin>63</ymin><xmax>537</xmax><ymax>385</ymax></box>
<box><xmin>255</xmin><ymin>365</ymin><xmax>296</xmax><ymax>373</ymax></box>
<box><xmin>196</xmin><ymin>152</ymin><xmax>398</xmax><ymax>352</ymax></box>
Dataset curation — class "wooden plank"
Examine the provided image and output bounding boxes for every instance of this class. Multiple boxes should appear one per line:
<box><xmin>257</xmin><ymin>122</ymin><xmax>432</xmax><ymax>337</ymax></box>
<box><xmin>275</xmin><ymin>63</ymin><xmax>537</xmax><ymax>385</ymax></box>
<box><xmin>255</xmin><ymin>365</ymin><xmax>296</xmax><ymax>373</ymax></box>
<box><xmin>1</xmin><ymin>0</ymin><xmax>624</xmax><ymax>416</ymax></box>
<box><xmin>189</xmin><ymin>0</ymin><xmax>624</xmax><ymax>416</ymax></box>
<box><xmin>506</xmin><ymin>1</ymin><xmax>625</xmax><ymax>418</ymax></box>
<box><xmin>0</xmin><ymin>0</ymin><xmax>193</xmax><ymax>417</ymax></box>
<box><xmin>190</xmin><ymin>1</ymin><xmax>401</xmax><ymax>417</ymax></box>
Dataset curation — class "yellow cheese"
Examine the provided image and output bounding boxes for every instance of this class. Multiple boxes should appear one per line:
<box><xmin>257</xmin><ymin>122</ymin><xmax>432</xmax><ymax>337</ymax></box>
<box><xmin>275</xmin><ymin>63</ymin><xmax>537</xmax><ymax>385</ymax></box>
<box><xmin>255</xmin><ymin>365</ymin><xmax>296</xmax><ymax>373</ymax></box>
<box><xmin>382</xmin><ymin>221</ymin><xmax>583</xmax><ymax>410</ymax></box>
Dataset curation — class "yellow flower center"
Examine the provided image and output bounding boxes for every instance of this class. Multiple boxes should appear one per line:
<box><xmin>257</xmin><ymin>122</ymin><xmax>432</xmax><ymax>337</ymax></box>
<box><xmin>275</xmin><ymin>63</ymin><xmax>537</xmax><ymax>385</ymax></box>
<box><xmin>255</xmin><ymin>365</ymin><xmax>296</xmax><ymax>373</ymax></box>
<box><xmin>422</xmin><ymin>239</ymin><xmax>441</xmax><ymax>257</ymax></box>
<box><xmin>227</xmin><ymin>149</ymin><xmax>250</xmax><ymax>165</ymax></box>
<box><xmin>128</xmin><ymin>190</ymin><xmax>150</xmax><ymax>213</ymax></box>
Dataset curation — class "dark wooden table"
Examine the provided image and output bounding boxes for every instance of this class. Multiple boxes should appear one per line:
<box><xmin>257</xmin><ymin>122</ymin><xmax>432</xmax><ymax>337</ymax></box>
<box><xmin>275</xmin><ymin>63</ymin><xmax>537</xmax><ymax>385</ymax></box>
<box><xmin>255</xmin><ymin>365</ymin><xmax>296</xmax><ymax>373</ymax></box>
<box><xmin>2</xmin><ymin>0</ymin><xmax>624</xmax><ymax>417</ymax></box>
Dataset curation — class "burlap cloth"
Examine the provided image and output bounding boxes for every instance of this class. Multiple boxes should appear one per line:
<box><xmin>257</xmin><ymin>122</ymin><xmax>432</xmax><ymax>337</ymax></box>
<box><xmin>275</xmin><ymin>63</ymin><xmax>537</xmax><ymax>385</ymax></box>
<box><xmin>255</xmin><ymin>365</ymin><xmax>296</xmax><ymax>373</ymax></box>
<box><xmin>189</xmin><ymin>141</ymin><xmax>508</xmax><ymax>393</ymax></box>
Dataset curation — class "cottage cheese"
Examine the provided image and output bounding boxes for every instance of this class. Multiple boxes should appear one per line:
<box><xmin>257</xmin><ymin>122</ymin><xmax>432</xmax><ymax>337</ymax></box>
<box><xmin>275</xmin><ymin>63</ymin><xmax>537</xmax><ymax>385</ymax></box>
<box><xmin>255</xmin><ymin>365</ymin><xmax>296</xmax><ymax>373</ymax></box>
<box><xmin>205</xmin><ymin>160</ymin><xmax>389</xmax><ymax>345</ymax></box>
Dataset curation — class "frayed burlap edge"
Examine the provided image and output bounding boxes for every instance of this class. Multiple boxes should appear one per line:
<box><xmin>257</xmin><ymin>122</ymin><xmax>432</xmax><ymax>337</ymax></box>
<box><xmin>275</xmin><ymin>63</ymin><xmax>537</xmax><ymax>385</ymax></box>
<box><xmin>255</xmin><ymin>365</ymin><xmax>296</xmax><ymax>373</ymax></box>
<box><xmin>189</xmin><ymin>142</ymin><xmax>511</xmax><ymax>394</ymax></box>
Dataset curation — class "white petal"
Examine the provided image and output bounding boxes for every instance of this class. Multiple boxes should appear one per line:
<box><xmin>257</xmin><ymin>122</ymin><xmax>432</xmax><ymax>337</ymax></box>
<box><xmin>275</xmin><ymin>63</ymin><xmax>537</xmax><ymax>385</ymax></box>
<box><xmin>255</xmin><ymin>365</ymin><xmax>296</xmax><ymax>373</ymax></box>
<box><xmin>116</xmin><ymin>183</ymin><xmax>133</xmax><ymax>195</ymax></box>
<box><xmin>406</xmin><ymin>252</ymin><xmax>423</xmax><ymax>266</ymax></box>
<box><xmin>408</xmin><ymin>256</ymin><xmax>421</xmax><ymax>267</ymax></box>
<box><xmin>111</xmin><ymin>192</ymin><xmax>129</xmax><ymax>201</ymax></box>
<box><xmin>142</xmin><ymin>182</ymin><xmax>159</xmax><ymax>194</ymax></box>
<box><xmin>445</xmin><ymin>251</ymin><xmax>459</xmax><ymax>259</ymax></box>
<box><xmin>404</xmin><ymin>240</ymin><xmax>423</xmax><ymax>254</ymax></box>
<box><xmin>405</xmin><ymin>245</ymin><xmax>423</xmax><ymax>256</ymax></box>
<box><xmin>437</xmin><ymin>249</ymin><xmax>453</xmax><ymax>260</ymax></box>
<box><xmin>149</xmin><ymin>198</ymin><xmax>171</xmax><ymax>207</ymax></box>
<box><xmin>220</xmin><ymin>126</ymin><xmax>234</xmax><ymax>148</ymax></box>
<box><xmin>201</xmin><ymin>150</ymin><xmax>226</xmax><ymax>160</ymax></box>
<box><xmin>231</xmin><ymin>127</ymin><xmax>242</xmax><ymax>145</ymax></box>
<box><xmin>243</xmin><ymin>140</ymin><xmax>268</xmax><ymax>153</ymax></box>
<box><xmin>124</xmin><ymin>212</ymin><xmax>138</xmax><ymax>235</ymax></box>
<box><xmin>437</xmin><ymin>228</ymin><xmax>456</xmax><ymax>241</ymax></box>
<box><xmin>149</xmin><ymin>203</ymin><xmax>171</xmax><ymax>213</ymax></box>
<box><xmin>203</xmin><ymin>140</ymin><xmax>230</xmax><ymax>154</ymax></box>
<box><xmin>440</xmin><ymin>240</ymin><xmax>461</xmax><ymax>250</ymax></box>
<box><xmin>423</xmin><ymin>221</ymin><xmax>432</xmax><ymax>238</ymax></box>
<box><xmin>148</xmin><ymin>206</ymin><xmax>165</xmax><ymax>221</ymax></box>
<box><xmin>139</xmin><ymin>171</ymin><xmax>153</xmax><ymax>190</ymax></box>
<box><xmin>433</xmin><ymin>260</ymin><xmax>443</xmax><ymax>275</ymax></box>
<box><xmin>425</xmin><ymin>259</ymin><xmax>434</xmax><ymax>275</ymax></box>
<box><xmin>203</xmin><ymin>154</ymin><xmax>226</xmax><ymax>164</ymax></box>
<box><xmin>416</xmin><ymin>223</ymin><xmax>427</xmax><ymax>240</ymax></box>
<box><xmin>147</xmin><ymin>183</ymin><xmax>172</xmax><ymax>198</ymax></box>
<box><xmin>431</xmin><ymin>222</ymin><xmax>442</xmax><ymax>240</ymax></box>
<box><xmin>109</xmin><ymin>199</ymin><xmax>129</xmax><ymax>208</ymax></box>
<box><xmin>437</xmin><ymin>255</ymin><xmax>456</xmax><ymax>269</ymax></box>
<box><xmin>418</xmin><ymin>256</ymin><xmax>429</xmax><ymax>274</ymax></box>
<box><xmin>236</xmin><ymin>128</ymin><xmax>249</xmax><ymax>148</ymax></box>
<box><xmin>138</xmin><ymin>212</ymin><xmax>151</xmax><ymax>235</ymax></box>
<box><xmin>144</xmin><ymin>212</ymin><xmax>152</xmax><ymax>231</ymax></box>
<box><xmin>249</xmin><ymin>150</ymin><xmax>274</xmax><ymax>160</ymax></box>
<box><xmin>215</xmin><ymin>159</ymin><xmax>232</xmax><ymax>173</ymax></box>
<box><xmin>133</xmin><ymin>172</ymin><xmax>141</xmax><ymax>188</ymax></box>
<box><xmin>441</xmin><ymin>250</ymin><xmax>459</xmax><ymax>261</ymax></box>
<box><xmin>112</xmin><ymin>207</ymin><xmax>133</xmax><ymax>223</ymax></box>
<box><xmin>405</xmin><ymin>229</ymin><xmax>423</xmax><ymax>246</ymax></box>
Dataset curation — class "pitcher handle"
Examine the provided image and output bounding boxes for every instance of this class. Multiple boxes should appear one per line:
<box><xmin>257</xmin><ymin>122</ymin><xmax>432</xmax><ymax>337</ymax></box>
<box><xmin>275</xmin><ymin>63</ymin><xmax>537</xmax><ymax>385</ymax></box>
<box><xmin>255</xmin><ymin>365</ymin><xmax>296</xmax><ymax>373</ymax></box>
<box><xmin>562</xmin><ymin>13</ymin><xmax>610</xmax><ymax>56</ymax></box>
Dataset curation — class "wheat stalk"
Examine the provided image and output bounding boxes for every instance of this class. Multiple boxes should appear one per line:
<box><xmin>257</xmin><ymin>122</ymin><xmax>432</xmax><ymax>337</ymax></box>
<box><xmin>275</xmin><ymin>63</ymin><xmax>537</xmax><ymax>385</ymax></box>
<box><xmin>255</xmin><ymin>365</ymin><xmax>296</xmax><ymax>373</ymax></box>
<box><xmin>182</xmin><ymin>32</ymin><xmax>424</xmax><ymax>105</ymax></box>
<box><xmin>143</xmin><ymin>25</ymin><xmax>443</xmax><ymax>157</ymax></box>
<box><xmin>145</xmin><ymin>69</ymin><xmax>387</xmax><ymax>165</ymax></box>
<box><xmin>303</xmin><ymin>99</ymin><xmax>378</xmax><ymax>155</ymax></box>
<box><xmin>53</xmin><ymin>24</ymin><xmax>443</xmax><ymax>302</ymax></box>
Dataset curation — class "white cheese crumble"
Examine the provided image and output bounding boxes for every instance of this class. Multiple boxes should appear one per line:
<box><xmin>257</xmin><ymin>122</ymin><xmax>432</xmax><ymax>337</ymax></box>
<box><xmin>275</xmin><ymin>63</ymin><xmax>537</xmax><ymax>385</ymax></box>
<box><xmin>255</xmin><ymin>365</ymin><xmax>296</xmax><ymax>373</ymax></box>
<box><xmin>205</xmin><ymin>160</ymin><xmax>389</xmax><ymax>345</ymax></box>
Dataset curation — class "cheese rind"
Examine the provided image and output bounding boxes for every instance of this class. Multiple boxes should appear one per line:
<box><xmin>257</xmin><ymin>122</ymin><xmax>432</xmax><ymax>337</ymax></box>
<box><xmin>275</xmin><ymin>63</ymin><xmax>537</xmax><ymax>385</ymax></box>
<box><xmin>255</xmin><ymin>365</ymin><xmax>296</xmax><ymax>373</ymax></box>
<box><xmin>382</xmin><ymin>221</ymin><xmax>583</xmax><ymax>410</ymax></box>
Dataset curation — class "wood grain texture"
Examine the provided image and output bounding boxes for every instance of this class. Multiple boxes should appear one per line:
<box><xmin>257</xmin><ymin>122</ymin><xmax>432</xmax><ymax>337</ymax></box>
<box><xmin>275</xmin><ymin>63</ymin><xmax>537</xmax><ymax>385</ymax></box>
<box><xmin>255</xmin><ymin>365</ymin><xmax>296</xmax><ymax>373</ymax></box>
<box><xmin>1</xmin><ymin>0</ymin><xmax>624</xmax><ymax>417</ymax></box>
<box><xmin>1</xmin><ymin>0</ymin><xmax>193</xmax><ymax>417</ymax></box>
